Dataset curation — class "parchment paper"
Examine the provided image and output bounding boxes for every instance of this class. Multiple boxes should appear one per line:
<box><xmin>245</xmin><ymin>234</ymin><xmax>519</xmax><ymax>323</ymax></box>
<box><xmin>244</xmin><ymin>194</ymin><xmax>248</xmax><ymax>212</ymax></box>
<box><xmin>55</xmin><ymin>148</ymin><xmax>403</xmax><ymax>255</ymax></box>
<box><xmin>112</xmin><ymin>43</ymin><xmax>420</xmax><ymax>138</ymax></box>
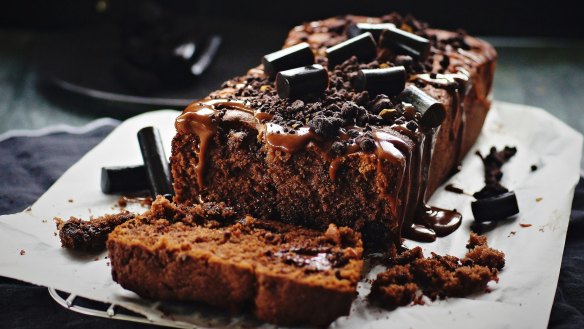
<box><xmin>0</xmin><ymin>101</ymin><xmax>581</xmax><ymax>329</ymax></box>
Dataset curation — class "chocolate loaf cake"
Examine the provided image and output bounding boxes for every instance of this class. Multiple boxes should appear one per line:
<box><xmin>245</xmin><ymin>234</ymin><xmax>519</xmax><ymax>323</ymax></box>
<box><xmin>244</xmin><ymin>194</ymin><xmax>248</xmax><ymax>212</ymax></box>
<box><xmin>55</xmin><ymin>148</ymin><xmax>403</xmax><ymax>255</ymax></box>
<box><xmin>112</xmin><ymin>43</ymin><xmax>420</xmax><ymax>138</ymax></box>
<box><xmin>171</xmin><ymin>13</ymin><xmax>496</xmax><ymax>251</ymax></box>
<box><xmin>107</xmin><ymin>197</ymin><xmax>363</xmax><ymax>326</ymax></box>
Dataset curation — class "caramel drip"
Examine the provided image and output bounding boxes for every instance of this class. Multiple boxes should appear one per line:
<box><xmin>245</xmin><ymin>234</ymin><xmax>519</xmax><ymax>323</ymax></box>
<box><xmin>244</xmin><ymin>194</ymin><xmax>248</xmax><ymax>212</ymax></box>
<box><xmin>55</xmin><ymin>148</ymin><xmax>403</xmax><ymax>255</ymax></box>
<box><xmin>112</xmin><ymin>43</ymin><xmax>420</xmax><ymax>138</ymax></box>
<box><xmin>405</xmin><ymin>206</ymin><xmax>463</xmax><ymax>242</ymax></box>
<box><xmin>389</xmin><ymin>124</ymin><xmax>463</xmax><ymax>243</ymax></box>
<box><xmin>265</xmin><ymin>124</ymin><xmax>317</xmax><ymax>153</ymax></box>
<box><xmin>175</xmin><ymin>99</ymin><xmax>255</xmax><ymax>187</ymax></box>
<box><xmin>329</xmin><ymin>157</ymin><xmax>344</xmax><ymax>180</ymax></box>
<box><xmin>373</xmin><ymin>130</ymin><xmax>410</xmax><ymax>221</ymax></box>
<box><xmin>255</xmin><ymin>111</ymin><xmax>274</xmax><ymax>122</ymax></box>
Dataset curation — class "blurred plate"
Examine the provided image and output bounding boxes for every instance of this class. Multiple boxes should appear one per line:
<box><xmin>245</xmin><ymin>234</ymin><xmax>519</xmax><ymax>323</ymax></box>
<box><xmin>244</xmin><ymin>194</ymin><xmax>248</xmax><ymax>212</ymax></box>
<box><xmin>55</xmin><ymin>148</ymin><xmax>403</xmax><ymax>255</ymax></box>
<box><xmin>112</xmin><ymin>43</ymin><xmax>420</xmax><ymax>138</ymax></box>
<box><xmin>37</xmin><ymin>22</ymin><xmax>287</xmax><ymax>110</ymax></box>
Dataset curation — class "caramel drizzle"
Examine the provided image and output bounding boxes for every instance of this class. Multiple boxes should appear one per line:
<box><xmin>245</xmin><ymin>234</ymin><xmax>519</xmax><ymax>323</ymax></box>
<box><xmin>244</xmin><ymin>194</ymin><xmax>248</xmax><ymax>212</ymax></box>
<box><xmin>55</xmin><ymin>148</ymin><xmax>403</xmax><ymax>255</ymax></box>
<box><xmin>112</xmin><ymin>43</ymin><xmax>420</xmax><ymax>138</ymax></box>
<box><xmin>175</xmin><ymin>99</ymin><xmax>256</xmax><ymax>187</ymax></box>
<box><xmin>175</xmin><ymin>97</ymin><xmax>462</xmax><ymax>244</ymax></box>
<box><xmin>265</xmin><ymin>124</ymin><xmax>316</xmax><ymax>153</ymax></box>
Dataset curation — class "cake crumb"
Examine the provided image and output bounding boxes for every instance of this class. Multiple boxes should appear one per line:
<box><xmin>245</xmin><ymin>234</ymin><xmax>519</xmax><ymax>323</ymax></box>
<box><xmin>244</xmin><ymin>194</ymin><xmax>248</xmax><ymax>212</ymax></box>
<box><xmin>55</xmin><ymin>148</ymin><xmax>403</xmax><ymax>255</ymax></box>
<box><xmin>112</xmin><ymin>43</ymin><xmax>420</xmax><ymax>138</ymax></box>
<box><xmin>530</xmin><ymin>164</ymin><xmax>538</xmax><ymax>172</ymax></box>
<box><xmin>41</xmin><ymin>219</ymin><xmax>47</xmax><ymax>223</ymax></box>
<box><xmin>508</xmin><ymin>231</ymin><xmax>516</xmax><ymax>237</ymax></box>
<box><xmin>370</xmin><ymin>233</ymin><xmax>504</xmax><ymax>309</ymax></box>
<box><xmin>445</xmin><ymin>184</ymin><xmax>465</xmax><ymax>195</ymax></box>
<box><xmin>519</xmin><ymin>223</ymin><xmax>532</xmax><ymax>228</ymax></box>
<box><xmin>68</xmin><ymin>199</ymin><xmax>74</xmax><ymax>203</ymax></box>
<box><xmin>19</xmin><ymin>249</ymin><xmax>26</xmax><ymax>256</ymax></box>
<box><xmin>535</xmin><ymin>197</ymin><xmax>543</xmax><ymax>202</ymax></box>
<box><xmin>117</xmin><ymin>196</ymin><xmax>128</xmax><ymax>208</ymax></box>
<box><xmin>55</xmin><ymin>212</ymin><xmax>135</xmax><ymax>252</ymax></box>
<box><xmin>117</xmin><ymin>195</ymin><xmax>153</xmax><ymax>208</ymax></box>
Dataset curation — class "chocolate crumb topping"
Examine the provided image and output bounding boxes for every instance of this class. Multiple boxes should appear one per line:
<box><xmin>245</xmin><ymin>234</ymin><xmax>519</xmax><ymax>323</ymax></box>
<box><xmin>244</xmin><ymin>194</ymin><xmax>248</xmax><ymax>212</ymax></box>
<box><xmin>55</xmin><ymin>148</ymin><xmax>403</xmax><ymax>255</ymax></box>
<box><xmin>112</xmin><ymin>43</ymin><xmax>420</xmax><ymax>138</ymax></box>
<box><xmin>208</xmin><ymin>12</ymin><xmax>481</xmax><ymax>150</ymax></box>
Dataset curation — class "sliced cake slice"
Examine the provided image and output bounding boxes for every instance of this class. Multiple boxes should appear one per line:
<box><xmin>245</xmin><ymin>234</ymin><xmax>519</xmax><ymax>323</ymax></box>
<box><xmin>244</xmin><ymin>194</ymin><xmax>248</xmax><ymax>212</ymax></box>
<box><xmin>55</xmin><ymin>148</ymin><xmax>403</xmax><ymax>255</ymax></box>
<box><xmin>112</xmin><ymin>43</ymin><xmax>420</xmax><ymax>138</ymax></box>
<box><xmin>106</xmin><ymin>197</ymin><xmax>363</xmax><ymax>326</ymax></box>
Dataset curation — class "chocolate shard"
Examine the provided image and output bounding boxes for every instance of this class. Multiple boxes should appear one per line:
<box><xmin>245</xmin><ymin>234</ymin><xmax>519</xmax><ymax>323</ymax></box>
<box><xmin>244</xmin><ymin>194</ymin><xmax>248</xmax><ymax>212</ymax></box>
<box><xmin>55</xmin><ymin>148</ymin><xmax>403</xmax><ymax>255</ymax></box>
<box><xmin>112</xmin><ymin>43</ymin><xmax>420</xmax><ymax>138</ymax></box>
<box><xmin>275</xmin><ymin>64</ymin><xmax>328</xmax><ymax>99</ymax></box>
<box><xmin>262</xmin><ymin>42</ymin><xmax>315</xmax><ymax>80</ymax></box>
<box><xmin>471</xmin><ymin>191</ymin><xmax>519</xmax><ymax>222</ymax></box>
<box><xmin>347</xmin><ymin>22</ymin><xmax>397</xmax><ymax>40</ymax></box>
<box><xmin>325</xmin><ymin>32</ymin><xmax>377</xmax><ymax>67</ymax></box>
<box><xmin>399</xmin><ymin>85</ymin><xmax>446</xmax><ymax>128</ymax></box>
<box><xmin>379</xmin><ymin>28</ymin><xmax>431</xmax><ymax>60</ymax></box>
<box><xmin>101</xmin><ymin>165</ymin><xmax>149</xmax><ymax>194</ymax></box>
<box><xmin>137</xmin><ymin>127</ymin><xmax>174</xmax><ymax>198</ymax></box>
<box><xmin>353</xmin><ymin>66</ymin><xmax>406</xmax><ymax>97</ymax></box>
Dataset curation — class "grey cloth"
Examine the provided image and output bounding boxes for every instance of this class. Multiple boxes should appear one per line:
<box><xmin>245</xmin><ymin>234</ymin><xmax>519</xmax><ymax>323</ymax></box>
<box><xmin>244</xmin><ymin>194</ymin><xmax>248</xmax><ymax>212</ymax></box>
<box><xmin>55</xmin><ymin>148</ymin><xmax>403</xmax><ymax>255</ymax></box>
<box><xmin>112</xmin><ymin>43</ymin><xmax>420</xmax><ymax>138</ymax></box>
<box><xmin>0</xmin><ymin>124</ymin><xmax>582</xmax><ymax>328</ymax></box>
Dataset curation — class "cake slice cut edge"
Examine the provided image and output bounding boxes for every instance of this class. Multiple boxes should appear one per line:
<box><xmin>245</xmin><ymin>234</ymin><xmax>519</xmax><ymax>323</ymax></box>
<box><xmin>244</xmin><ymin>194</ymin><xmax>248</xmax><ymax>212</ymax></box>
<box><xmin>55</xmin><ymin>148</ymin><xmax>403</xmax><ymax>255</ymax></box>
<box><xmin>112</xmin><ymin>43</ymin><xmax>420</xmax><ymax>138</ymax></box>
<box><xmin>106</xmin><ymin>197</ymin><xmax>364</xmax><ymax>326</ymax></box>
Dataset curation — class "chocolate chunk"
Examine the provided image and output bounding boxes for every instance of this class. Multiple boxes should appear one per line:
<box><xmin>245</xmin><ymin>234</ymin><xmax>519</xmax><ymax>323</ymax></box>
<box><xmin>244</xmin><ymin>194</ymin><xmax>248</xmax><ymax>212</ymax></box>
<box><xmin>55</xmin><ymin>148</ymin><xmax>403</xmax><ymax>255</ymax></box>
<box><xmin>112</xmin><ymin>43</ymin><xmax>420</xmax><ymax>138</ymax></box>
<box><xmin>309</xmin><ymin>115</ymin><xmax>344</xmax><ymax>137</ymax></box>
<box><xmin>326</xmin><ymin>32</ymin><xmax>377</xmax><ymax>67</ymax></box>
<box><xmin>353</xmin><ymin>66</ymin><xmax>406</xmax><ymax>97</ymax></box>
<box><xmin>471</xmin><ymin>191</ymin><xmax>519</xmax><ymax>222</ymax></box>
<box><xmin>137</xmin><ymin>127</ymin><xmax>174</xmax><ymax>198</ymax></box>
<box><xmin>101</xmin><ymin>165</ymin><xmax>149</xmax><ymax>194</ymax></box>
<box><xmin>368</xmin><ymin>95</ymin><xmax>394</xmax><ymax>115</ymax></box>
<box><xmin>275</xmin><ymin>64</ymin><xmax>329</xmax><ymax>99</ymax></box>
<box><xmin>379</xmin><ymin>28</ymin><xmax>431</xmax><ymax>60</ymax></box>
<box><xmin>406</xmin><ymin>121</ymin><xmax>418</xmax><ymax>132</ymax></box>
<box><xmin>262</xmin><ymin>42</ymin><xmax>315</xmax><ymax>80</ymax></box>
<box><xmin>359</xmin><ymin>137</ymin><xmax>376</xmax><ymax>152</ymax></box>
<box><xmin>399</xmin><ymin>85</ymin><xmax>446</xmax><ymax>128</ymax></box>
<box><xmin>347</xmin><ymin>23</ymin><xmax>397</xmax><ymax>40</ymax></box>
<box><xmin>474</xmin><ymin>146</ymin><xmax>517</xmax><ymax>199</ymax></box>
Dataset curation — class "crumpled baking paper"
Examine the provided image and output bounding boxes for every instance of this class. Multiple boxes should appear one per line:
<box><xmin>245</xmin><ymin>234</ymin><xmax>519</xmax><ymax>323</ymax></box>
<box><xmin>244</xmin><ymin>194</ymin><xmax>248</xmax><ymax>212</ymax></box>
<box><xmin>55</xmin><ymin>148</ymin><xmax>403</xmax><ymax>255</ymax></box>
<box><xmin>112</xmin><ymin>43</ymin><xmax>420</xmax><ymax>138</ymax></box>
<box><xmin>0</xmin><ymin>102</ymin><xmax>582</xmax><ymax>329</ymax></box>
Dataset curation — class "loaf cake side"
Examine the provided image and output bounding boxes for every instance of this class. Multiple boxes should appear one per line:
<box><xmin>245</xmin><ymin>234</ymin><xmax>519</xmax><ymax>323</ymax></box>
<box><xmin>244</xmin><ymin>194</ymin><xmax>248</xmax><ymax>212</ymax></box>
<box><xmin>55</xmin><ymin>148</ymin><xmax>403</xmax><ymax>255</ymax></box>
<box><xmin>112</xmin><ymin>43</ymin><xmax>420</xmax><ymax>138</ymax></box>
<box><xmin>107</xmin><ymin>197</ymin><xmax>363</xmax><ymax>326</ymax></box>
<box><xmin>170</xmin><ymin>13</ymin><xmax>497</xmax><ymax>250</ymax></box>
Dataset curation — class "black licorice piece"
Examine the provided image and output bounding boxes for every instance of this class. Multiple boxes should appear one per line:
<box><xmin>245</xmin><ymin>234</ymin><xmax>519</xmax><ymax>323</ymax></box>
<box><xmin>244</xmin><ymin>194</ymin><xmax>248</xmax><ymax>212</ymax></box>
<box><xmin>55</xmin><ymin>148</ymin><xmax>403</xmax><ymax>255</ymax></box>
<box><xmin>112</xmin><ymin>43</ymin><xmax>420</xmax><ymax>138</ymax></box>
<box><xmin>353</xmin><ymin>66</ymin><xmax>406</xmax><ymax>96</ymax></box>
<box><xmin>325</xmin><ymin>32</ymin><xmax>377</xmax><ymax>67</ymax></box>
<box><xmin>137</xmin><ymin>127</ymin><xmax>174</xmax><ymax>198</ymax></box>
<box><xmin>379</xmin><ymin>28</ymin><xmax>431</xmax><ymax>60</ymax></box>
<box><xmin>399</xmin><ymin>85</ymin><xmax>446</xmax><ymax>128</ymax></box>
<box><xmin>262</xmin><ymin>42</ymin><xmax>314</xmax><ymax>80</ymax></box>
<box><xmin>100</xmin><ymin>165</ymin><xmax>149</xmax><ymax>194</ymax></box>
<box><xmin>471</xmin><ymin>191</ymin><xmax>519</xmax><ymax>222</ymax></box>
<box><xmin>347</xmin><ymin>23</ymin><xmax>396</xmax><ymax>40</ymax></box>
<box><xmin>275</xmin><ymin>64</ymin><xmax>328</xmax><ymax>99</ymax></box>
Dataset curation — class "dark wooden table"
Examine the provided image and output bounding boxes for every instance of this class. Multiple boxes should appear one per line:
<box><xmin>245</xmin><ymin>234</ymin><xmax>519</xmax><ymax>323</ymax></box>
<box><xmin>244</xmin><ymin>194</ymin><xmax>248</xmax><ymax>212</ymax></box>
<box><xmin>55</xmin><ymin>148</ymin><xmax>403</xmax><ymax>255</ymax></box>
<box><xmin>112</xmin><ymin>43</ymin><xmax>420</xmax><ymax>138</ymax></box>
<box><xmin>0</xmin><ymin>29</ymin><xmax>583</xmax><ymax>168</ymax></box>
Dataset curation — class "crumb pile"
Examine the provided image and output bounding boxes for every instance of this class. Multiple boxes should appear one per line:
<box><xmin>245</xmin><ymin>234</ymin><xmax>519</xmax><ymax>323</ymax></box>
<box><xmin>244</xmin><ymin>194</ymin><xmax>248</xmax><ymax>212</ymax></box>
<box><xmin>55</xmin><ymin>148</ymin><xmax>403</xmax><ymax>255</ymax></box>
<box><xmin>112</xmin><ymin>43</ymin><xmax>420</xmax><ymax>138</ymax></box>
<box><xmin>369</xmin><ymin>233</ymin><xmax>505</xmax><ymax>308</ymax></box>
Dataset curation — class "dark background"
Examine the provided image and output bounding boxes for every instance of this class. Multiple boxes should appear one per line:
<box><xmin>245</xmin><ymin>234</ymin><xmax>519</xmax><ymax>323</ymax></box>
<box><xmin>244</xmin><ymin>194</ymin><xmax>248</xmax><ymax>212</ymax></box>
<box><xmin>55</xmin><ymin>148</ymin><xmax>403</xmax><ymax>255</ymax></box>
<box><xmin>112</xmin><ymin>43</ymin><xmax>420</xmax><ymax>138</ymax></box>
<box><xmin>1</xmin><ymin>0</ymin><xmax>581</xmax><ymax>37</ymax></box>
<box><xmin>0</xmin><ymin>1</ymin><xmax>583</xmax><ymax>329</ymax></box>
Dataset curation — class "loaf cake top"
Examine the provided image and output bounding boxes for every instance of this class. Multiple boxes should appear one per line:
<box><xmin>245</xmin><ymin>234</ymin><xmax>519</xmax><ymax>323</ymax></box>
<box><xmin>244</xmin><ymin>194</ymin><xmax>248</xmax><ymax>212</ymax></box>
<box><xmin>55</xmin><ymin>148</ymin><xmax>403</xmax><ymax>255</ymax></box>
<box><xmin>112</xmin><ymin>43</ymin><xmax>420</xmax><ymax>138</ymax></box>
<box><xmin>173</xmin><ymin>12</ymin><xmax>496</xmax><ymax>181</ymax></box>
